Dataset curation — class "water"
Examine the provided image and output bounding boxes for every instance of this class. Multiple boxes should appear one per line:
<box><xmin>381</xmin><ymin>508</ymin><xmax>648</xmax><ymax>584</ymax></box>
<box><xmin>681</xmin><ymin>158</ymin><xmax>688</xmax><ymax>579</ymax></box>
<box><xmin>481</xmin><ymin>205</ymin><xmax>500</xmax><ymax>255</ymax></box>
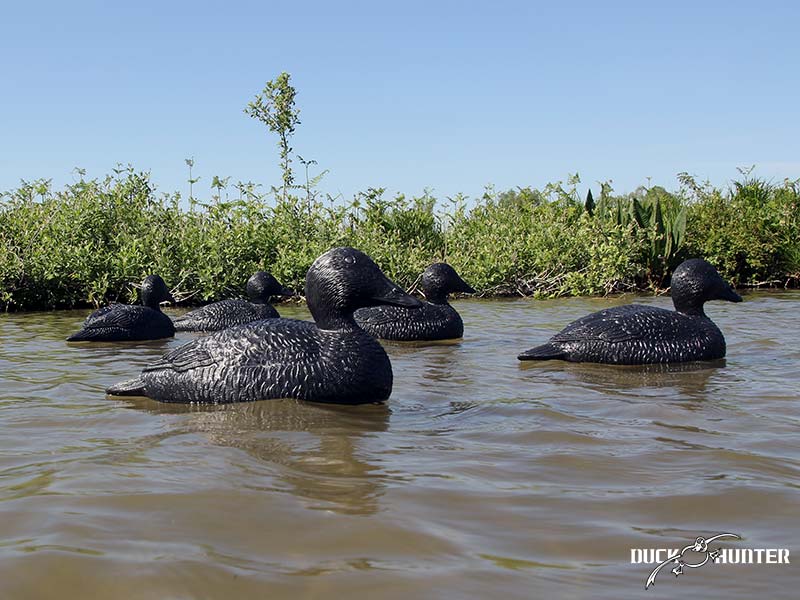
<box><xmin>1</xmin><ymin>292</ymin><xmax>798</xmax><ymax>598</ymax></box>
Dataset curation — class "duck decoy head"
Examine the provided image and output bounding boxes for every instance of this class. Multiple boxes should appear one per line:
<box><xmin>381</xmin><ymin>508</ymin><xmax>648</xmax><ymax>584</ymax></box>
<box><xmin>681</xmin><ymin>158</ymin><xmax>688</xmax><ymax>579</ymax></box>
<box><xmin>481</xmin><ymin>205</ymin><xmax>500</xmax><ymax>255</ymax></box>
<box><xmin>141</xmin><ymin>274</ymin><xmax>174</xmax><ymax>308</ymax></box>
<box><xmin>670</xmin><ymin>258</ymin><xmax>742</xmax><ymax>315</ymax></box>
<box><xmin>246</xmin><ymin>271</ymin><xmax>294</xmax><ymax>302</ymax></box>
<box><xmin>305</xmin><ymin>247</ymin><xmax>422</xmax><ymax>329</ymax></box>
<box><xmin>420</xmin><ymin>263</ymin><xmax>476</xmax><ymax>304</ymax></box>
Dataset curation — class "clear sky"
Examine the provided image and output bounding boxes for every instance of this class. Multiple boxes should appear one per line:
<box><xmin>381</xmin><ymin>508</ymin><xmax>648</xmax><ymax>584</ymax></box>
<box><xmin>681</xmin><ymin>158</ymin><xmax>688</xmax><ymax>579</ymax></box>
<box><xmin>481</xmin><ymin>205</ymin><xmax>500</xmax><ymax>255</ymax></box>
<box><xmin>1</xmin><ymin>1</ymin><xmax>798</xmax><ymax>203</ymax></box>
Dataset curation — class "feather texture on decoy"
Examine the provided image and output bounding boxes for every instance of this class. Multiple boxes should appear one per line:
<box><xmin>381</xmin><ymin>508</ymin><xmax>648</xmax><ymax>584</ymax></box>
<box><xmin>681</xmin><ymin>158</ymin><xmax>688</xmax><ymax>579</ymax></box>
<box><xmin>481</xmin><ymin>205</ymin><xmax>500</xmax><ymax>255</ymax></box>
<box><xmin>518</xmin><ymin>259</ymin><xmax>742</xmax><ymax>364</ymax></box>
<box><xmin>66</xmin><ymin>275</ymin><xmax>175</xmax><ymax>342</ymax></box>
<box><xmin>355</xmin><ymin>263</ymin><xmax>475</xmax><ymax>341</ymax></box>
<box><xmin>172</xmin><ymin>271</ymin><xmax>292</xmax><ymax>332</ymax></box>
<box><xmin>106</xmin><ymin>248</ymin><xmax>422</xmax><ymax>404</ymax></box>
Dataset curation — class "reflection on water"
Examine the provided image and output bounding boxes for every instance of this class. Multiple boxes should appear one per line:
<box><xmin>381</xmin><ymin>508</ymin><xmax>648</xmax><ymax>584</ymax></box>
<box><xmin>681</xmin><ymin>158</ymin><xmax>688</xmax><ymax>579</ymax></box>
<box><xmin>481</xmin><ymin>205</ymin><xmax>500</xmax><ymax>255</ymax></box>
<box><xmin>0</xmin><ymin>293</ymin><xmax>799</xmax><ymax>598</ymax></box>
<box><xmin>122</xmin><ymin>398</ymin><xmax>391</xmax><ymax>515</ymax></box>
<box><xmin>523</xmin><ymin>359</ymin><xmax>723</xmax><ymax>398</ymax></box>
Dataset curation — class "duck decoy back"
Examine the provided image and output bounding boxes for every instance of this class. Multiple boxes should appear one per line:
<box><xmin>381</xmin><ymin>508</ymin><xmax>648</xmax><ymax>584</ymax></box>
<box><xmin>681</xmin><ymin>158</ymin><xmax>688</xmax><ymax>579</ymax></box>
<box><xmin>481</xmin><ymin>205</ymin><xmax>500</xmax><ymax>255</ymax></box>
<box><xmin>518</xmin><ymin>258</ymin><xmax>741</xmax><ymax>364</ymax></box>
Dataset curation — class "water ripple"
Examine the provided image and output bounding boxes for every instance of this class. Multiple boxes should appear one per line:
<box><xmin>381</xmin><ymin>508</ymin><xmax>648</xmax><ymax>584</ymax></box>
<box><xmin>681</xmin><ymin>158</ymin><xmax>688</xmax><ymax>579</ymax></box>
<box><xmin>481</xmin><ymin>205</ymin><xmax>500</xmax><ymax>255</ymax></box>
<box><xmin>0</xmin><ymin>293</ymin><xmax>798</xmax><ymax>597</ymax></box>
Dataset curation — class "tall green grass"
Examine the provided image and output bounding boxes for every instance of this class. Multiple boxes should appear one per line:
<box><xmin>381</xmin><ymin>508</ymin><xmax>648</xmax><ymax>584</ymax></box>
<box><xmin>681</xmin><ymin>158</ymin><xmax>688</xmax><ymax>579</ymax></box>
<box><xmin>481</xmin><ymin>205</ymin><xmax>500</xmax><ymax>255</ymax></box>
<box><xmin>1</xmin><ymin>167</ymin><xmax>798</xmax><ymax>310</ymax></box>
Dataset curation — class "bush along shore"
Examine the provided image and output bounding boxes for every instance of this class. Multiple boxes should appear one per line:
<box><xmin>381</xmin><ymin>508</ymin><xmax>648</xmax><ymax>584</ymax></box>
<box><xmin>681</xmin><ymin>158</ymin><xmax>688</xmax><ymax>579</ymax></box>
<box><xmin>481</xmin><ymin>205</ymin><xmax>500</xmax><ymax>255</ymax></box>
<box><xmin>1</xmin><ymin>167</ymin><xmax>798</xmax><ymax>312</ymax></box>
<box><xmin>4</xmin><ymin>73</ymin><xmax>797</xmax><ymax>311</ymax></box>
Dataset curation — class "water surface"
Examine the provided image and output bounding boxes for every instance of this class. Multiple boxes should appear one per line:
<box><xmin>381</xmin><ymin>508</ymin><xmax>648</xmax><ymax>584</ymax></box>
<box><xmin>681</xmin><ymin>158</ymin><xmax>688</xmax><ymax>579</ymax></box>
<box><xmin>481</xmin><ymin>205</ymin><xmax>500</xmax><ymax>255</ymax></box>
<box><xmin>1</xmin><ymin>292</ymin><xmax>798</xmax><ymax>598</ymax></box>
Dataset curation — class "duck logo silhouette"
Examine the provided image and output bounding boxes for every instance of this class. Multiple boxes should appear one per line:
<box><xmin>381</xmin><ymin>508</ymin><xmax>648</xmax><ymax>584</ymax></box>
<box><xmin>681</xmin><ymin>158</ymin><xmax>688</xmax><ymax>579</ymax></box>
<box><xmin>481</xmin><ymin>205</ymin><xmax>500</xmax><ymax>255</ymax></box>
<box><xmin>645</xmin><ymin>533</ymin><xmax>740</xmax><ymax>589</ymax></box>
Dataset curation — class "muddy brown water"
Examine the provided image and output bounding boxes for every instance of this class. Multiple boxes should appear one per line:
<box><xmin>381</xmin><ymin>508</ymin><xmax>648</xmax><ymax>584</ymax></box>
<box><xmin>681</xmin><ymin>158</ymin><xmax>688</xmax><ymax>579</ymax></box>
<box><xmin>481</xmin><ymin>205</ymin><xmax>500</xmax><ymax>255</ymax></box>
<box><xmin>0</xmin><ymin>292</ymin><xmax>798</xmax><ymax>599</ymax></box>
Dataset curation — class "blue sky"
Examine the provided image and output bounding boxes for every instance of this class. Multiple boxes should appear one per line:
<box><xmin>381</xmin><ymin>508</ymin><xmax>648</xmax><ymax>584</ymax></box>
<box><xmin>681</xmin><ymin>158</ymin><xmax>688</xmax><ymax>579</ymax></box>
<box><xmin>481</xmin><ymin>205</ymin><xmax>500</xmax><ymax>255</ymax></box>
<box><xmin>1</xmin><ymin>1</ymin><xmax>798</xmax><ymax>203</ymax></box>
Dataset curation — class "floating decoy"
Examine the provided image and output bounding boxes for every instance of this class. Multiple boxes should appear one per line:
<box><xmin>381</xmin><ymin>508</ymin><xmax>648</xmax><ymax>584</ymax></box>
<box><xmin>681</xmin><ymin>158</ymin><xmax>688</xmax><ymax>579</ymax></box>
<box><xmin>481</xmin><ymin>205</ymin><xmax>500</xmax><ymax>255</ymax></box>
<box><xmin>106</xmin><ymin>247</ymin><xmax>422</xmax><ymax>404</ymax></box>
<box><xmin>518</xmin><ymin>259</ymin><xmax>742</xmax><ymax>364</ymax></box>
<box><xmin>354</xmin><ymin>262</ymin><xmax>475</xmax><ymax>340</ymax></box>
<box><xmin>172</xmin><ymin>271</ymin><xmax>292</xmax><ymax>332</ymax></box>
<box><xmin>66</xmin><ymin>275</ymin><xmax>175</xmax><ymax>342</ymax></box>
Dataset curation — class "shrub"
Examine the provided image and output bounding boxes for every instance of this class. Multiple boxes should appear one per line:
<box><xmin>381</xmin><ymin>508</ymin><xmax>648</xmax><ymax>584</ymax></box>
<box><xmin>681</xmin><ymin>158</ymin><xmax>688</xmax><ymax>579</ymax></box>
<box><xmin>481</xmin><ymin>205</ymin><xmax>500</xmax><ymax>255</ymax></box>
<box><xmin>1</xmin><ymin>169</ymin><xmax>797</xmax><ymax>311</ymax></box>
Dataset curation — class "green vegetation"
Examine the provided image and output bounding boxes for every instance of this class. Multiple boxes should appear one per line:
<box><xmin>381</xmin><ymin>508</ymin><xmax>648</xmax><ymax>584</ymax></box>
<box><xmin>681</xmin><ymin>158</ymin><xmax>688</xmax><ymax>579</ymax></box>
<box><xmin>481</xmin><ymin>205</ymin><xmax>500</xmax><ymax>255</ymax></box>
<box><xmin>1</xmin><ymin>168</ymin><xmax>797</xmax><ymax>311</ymax></box>
<box><xmin>244</xmin><ymin>72</ymin><xmax>300</xmax><ymax>203</ymax></box>
<box><xmin>1</xmin><ymin>73</ymin><xmax>798</xmax><ymax>311</ymax></box>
